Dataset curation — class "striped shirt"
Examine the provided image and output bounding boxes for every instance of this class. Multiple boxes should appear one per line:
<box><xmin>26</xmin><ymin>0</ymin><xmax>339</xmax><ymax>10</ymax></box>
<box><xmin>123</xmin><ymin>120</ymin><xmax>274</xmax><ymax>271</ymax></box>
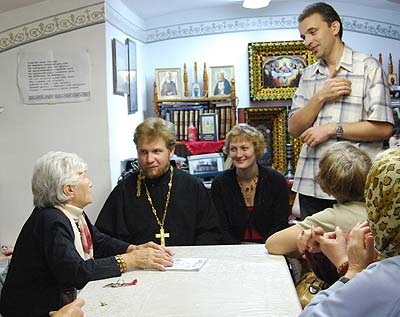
<box><xmin>290</xmin><ymin>45</ymin><xmax>394</xmax><ymax>199</ymax></box>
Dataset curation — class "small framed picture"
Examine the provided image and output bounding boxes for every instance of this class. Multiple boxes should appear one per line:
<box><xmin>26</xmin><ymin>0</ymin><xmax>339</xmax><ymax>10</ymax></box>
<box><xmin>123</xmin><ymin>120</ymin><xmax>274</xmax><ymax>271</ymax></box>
<box><xmin>187</xmin><ymin>153</ymin><xmax>224</xmax><ymax>177</ymax></box>
<box><xmin>199</xmin><ymin>113</ymin><xmax>219</xmax><ymax>141</ymax></box>
<box><xmin>209</xmin><ymin>65</ymin><xmax>234</xmax><ymax>97</ymax></box>
<box><xmin>112</xmin><ymin>38</ymin><xmax>129</xmax><ymax>96</ymax></box>
<box><xmin>155</xmin><ymin>68</ymin><xmax>182</xmax><ymax>100</ymax></box>
<box><xmin>388</xmin><ymin>73</ymin><xmax>397</xmax><ymax>86</ymax></box>
<box><xmin>126</xmin><ymin>38</ymin><xmax>138</xmax><ymax>114</ymax></box>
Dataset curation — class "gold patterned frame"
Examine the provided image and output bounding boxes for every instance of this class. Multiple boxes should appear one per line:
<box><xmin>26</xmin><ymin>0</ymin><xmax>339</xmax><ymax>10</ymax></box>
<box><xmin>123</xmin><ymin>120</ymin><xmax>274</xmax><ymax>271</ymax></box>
<box><xmin>248</xmin><ymin>40</ymin><xmax>315</xmax><ymax>101</ymax></box>
<box><xmin>243</xmin><ymin>107</ymin><xmax>301</xmax><ymax>173</ymax></box>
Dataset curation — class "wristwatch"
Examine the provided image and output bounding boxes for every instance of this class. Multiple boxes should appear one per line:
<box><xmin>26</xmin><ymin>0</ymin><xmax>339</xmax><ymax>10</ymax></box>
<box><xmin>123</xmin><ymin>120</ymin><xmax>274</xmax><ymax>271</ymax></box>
<box><xmin>339</xmin><ymin>276</ymin><xmax>350</xmax><ymax>284</ymax></box>
<box><xmin>336</xmin><ymin>123</ymin><xmax>343</xmax><ymax>141</ymax></box>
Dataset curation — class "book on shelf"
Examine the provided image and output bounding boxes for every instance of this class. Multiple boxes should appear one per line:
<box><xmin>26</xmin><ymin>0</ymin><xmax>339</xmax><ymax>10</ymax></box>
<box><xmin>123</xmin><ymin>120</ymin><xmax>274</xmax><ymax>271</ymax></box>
<box><xmin>226</xmin><ymin>107</ymin><xmax>232</xmax><ymax>134</ymax></box>
<box><xmin>218</xmin><ymin>107</ymin><xmax>226</xmax><ymax>139</ymax></box>
<box><xmin>237</xmin><ymin>107</ymin><xmax>246</xmax><ymax>123</ymax></box>
<box><xmin>159</xmin><ymin>102</ymin><xmax>233</xmax><ymax>141</ymax></box>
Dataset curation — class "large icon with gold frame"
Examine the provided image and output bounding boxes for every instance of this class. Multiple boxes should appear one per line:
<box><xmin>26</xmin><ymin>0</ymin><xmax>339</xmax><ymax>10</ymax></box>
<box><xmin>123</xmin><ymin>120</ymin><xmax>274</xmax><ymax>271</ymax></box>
<box><xmin>241</xmin><ymin>106</ymin><xmax>301</xmax><ymax>173</ymax></box>
<box><xmin>248</xmin><ymin>40</ymin><xmax>315</xmax><ymax>101</ymax></box>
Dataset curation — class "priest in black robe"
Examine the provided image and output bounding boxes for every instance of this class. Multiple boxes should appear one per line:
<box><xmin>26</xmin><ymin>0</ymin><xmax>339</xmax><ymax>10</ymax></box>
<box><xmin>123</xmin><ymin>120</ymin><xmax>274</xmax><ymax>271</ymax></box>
<box><xmin>95</xmin><ymin>117</ymin><xmax>222</xmax><ymax>246</ymax></box>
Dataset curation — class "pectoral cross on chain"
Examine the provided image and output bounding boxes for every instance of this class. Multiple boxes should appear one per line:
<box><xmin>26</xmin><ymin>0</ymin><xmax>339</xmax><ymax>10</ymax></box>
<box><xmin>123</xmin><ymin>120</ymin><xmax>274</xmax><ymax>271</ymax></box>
<box><xmin>155</xmin><ymin>227</ymin><xmax>170</xmax><ymax>247</ymax></box>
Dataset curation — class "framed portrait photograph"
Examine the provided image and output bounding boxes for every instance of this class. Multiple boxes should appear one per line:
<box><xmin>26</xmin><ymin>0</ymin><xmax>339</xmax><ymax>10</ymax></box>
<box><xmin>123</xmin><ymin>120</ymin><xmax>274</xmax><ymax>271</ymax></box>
<box><xmin>209</xmin><ymin>65</ymin><xmax>234</xmax><ymax>97</ymax></box>
<box><xmin>126</xmin><ymin>38</ymin><xmax>138</xmax><ymax>114</ymax></box>
<box><xmin>155</xmin><ymin>68</ymin><xmax>182</xmax><ymax>100</ymax></box>
<box><xmin>248</xmin><ymin>40</ymin><xmax>316</xmax><ymax>101</ymax></box>
<box><xmin>187</xmin><ymin>153</ymin><xmax>224</xmax><ymax>177</ymax></box>
<box><xmin>112</xmin><ymin>38</ymin><xmax>129</xmax><ymax>96</ymax></box>
<box><xmin>199</xmin><ymin>113</ymin><xmax>219</xmax><ymax>141</ymax></box>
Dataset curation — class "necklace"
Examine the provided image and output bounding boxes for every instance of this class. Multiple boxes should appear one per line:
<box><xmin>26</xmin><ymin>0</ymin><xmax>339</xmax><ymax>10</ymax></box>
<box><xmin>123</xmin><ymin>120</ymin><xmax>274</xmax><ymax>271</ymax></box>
<box><xmin>237</xmin><ymin>174</ymin><xmax>258</xmax><ymax>206</ymax></box>
<box><xmin>141</xmin><ymin>166</ymin><xmax>173</xmax><ymax>247</ymax></box>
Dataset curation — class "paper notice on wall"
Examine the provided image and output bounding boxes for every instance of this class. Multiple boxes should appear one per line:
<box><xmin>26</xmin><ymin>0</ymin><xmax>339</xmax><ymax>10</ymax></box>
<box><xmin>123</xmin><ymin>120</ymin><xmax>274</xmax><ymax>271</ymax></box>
<box><xmin>17</xmin><ymin>50</ymin><xmax>91</xmax><ymax>104</ymax></box>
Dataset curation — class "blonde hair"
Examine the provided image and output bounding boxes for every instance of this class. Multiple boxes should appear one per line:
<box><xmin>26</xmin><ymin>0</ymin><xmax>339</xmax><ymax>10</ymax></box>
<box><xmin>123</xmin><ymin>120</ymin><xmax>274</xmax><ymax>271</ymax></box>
<box><xmin>133</xmin><ymin>117</ymin><xmax>176</xmax><ymax>150</ymax></box>
<box><xmin>316</xmin><ymin>141</ymin><xmax>372</xmax><ymax>203</ymax></box>
<box><xmin>223</xmin><ymin>124</ymin><xmax>266</xmax><ymax>159</ymax></box>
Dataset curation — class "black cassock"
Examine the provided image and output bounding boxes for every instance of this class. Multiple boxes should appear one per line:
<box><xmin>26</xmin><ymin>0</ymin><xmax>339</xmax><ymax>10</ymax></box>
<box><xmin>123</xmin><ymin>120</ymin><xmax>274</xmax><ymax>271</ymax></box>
<box><xmin>95</xmin><ymin>167</ymin><xmax>222</xmax><ymax>246</ymax></box>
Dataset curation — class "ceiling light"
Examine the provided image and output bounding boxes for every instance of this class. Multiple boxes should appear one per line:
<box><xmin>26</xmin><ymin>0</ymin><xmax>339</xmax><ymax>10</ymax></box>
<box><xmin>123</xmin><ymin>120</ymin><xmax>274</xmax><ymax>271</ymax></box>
<box><xmin>242</xmin><ymin>0</ymin><xmax>271</xmax><ymax>9</ymax></box>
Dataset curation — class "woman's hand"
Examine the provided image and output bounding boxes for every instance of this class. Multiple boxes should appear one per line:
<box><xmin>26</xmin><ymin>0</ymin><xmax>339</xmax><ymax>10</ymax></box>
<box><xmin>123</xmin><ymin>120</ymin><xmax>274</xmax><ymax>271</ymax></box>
<box><xmin>296</xmin><ymin>227</ymin><xmax>324</xmax><ymax>255</ymax></box>
<box><xmin>123</xmin><ymin>242</ymin><xmax>174</xmax><ymax>271</ymax></box>
<box><xmin>313</xmin><ymin>226</ymin><xmax>348</xmax><ymax>268</ymax></box>
<box><xmin>135</xmin><ymin>241</ymin><xmax>174</xmax><ymax>256</ymax></box>
<box><xmin>345</xmin><ymin>221</ymin><xmax>377</xmax><ymax>278</ymax></box>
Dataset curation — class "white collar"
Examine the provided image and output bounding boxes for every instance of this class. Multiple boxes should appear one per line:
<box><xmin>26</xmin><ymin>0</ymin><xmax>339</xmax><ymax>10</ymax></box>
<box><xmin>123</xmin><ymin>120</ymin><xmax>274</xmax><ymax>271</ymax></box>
<box><xmin>63</xmin><ymin>204</ymin><xmax>84</xmax><ymax>220</ymax></box>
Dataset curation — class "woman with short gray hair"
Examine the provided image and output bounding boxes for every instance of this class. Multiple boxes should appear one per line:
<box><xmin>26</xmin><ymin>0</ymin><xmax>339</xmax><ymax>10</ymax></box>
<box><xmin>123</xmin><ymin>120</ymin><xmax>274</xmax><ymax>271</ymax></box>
<box><xmin>0</xmin><ymin>151</ymin><xmax>173</xmax><ymax>317</ymax></box>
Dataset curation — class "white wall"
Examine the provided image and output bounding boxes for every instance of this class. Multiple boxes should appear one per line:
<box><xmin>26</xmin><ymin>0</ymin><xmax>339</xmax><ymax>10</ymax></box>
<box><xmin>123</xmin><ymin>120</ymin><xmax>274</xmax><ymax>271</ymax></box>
<box><xmin>0</xmin><ymin>0</ymin><xmax>399</xmax><ymax>245</ymax></box>
<box><xmin>105</xmin><ymin>24</ymin><xmax>145</xmax><ymax>189</ymax></box>
<box><xmin>0</xmin><ymin>1</ymin><xmax>111</xmax><ymax>244</ymax></box>
<box><xmin>143</xmin><ymin>29</ymin><xmax>400</xmax><ymax>115</ymax></box>
<box><xmin>0</xmin><ymin>0</ymin><xmax>147</xmax><ymax>245</ymax></box>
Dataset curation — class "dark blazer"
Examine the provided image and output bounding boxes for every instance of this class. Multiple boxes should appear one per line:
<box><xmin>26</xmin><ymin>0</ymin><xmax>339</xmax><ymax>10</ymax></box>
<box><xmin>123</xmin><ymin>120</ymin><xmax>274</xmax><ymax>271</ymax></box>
<box><xmin>0</xmin><ymin>207</ymin><xmax>129</xmax><ymax>317</ymax></box>
<box><xmin>211</xmin><ymin>165</ymin><xmax>290</xmax><ymax>244</ymax></box>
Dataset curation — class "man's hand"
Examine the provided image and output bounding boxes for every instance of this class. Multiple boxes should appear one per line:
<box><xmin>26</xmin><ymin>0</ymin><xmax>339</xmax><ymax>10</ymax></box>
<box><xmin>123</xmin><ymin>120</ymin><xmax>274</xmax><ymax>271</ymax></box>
<box><xmin>319</xmin><ymin>77</ymin><xmax>352</xmax><ymax>102</ymax></box>
<box><xmin>301</xmin><ymin>123</ymin><xmax>336</xmax><ymax>147</ymax></box>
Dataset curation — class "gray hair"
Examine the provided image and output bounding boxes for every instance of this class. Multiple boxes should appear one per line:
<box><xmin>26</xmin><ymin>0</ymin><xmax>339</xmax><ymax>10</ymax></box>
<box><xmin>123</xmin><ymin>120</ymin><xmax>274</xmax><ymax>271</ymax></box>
<box><xmin>32</xmin><ymin>151</ymin><xmax>87</xmax><ymax>208</ymax></box>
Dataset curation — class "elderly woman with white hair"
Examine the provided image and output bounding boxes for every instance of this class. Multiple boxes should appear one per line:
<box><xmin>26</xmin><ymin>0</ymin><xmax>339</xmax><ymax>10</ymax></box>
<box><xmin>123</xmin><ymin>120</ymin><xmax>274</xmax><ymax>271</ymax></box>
<box><xmin>0</xmin><ymin>151</ymin><xmax>173</xmax><ymax>317</ymax></box>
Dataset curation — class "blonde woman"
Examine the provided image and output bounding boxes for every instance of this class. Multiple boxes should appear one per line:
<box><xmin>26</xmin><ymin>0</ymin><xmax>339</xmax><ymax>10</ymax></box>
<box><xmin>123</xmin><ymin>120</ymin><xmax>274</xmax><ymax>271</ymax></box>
<box><xmin>211</xmin><ymin>123</ymin><xmax>290</xmax><ymax>244</ymax></box>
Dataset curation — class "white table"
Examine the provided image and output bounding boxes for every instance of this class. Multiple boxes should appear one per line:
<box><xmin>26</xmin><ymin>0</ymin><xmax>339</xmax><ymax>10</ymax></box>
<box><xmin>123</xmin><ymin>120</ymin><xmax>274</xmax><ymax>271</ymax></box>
<box><xmin>79</xmin><ymin>244</ymin><xmax>302</xmax><ymax>317</ymax></box>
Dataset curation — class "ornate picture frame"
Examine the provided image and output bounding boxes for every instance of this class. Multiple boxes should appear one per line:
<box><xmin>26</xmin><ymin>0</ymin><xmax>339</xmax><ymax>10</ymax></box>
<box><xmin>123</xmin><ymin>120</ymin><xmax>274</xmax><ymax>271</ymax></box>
<box><xmin>112</xmin><ymin>38</ymin><xmax>129</xmax><ymax>96</ymax></box>
<box><xmin>208</xmin><ymin>65</ymin><xmax>234</xmax><ymax>98</ymax></box>
<box><xmin>155</xmin><ymin>68</ymin><xmax>182</xmax><ymax>100</ymax></box>
<box><xmin>241</xmin><ymin>107</ymin><xmax>301</xmax><ymax>173</ymax></box>
<box><xmin>248</xmin><ymin>40</ymin><xmax>316</xmax><ymax>101</ymax></box>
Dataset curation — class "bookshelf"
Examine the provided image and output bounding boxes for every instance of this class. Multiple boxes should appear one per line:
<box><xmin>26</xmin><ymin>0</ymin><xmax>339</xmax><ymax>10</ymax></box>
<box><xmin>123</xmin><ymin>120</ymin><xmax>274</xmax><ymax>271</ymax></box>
<box><xmin>153</xmin><ymin>79</ymin><xmax>237</xmax><ymax>141</ymax></box>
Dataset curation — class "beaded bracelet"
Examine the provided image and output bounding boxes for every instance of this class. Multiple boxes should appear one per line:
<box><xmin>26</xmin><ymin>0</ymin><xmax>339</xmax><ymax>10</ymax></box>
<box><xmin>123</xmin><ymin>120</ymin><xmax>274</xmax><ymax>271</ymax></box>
<box><xmin>115</xmin><ymin>254</ymin><xmax>127</xmax><ymax>273</ymax></box>
<box><xmin>337</xmin><ymin>261</ymin><xmax>349</xmax><ymax>276</ymax></box>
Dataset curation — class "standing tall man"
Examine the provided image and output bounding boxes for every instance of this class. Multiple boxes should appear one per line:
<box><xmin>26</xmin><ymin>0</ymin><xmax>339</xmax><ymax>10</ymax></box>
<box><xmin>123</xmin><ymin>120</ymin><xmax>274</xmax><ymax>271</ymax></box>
<box><xmin>289</xmin><ymin>2</ymin><xmax>394</xmax><ymax>219</ymax></box>
<box><xmin>95</xmin><ymin>117</ymin><xmax>222</xmax><ymax>246</ymax></box>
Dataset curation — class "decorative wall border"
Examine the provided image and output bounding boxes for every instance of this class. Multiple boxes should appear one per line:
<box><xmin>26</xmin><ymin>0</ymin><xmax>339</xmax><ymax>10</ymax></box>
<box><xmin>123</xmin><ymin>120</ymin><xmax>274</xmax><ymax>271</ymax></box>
<box><xmin>105</xmin><ymin>3</ymin><xmax>146</xmax><ymax>42</ymax></box>
<box><xmin>145</xmin><ymin>15</ymin><xmax>400</xmax><ymax>43</ymax></box>
<box><xmin>1</xmin><ymin>2</ymin><xmax>399</xmax><ymax>53</ymax></box>
<box><xmin>145</xmin><ymin>16</ymin><xmax>298</xmax><ymax>43</ymax></box>
<box><xmin>343</xmin><ymin>16</ymin><xmax>400</xmax><ymax>40</ymax></box>
<box><xmin>0</xmin><ymin>2</ymin><xmax>105</xmax><ymax>53</ymax></box>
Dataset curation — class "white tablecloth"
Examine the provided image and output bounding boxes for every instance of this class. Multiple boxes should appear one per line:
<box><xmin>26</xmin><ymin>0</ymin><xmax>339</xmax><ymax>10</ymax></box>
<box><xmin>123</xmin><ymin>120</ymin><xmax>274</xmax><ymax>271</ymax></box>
<box><xmin>80</xmin><ymin>244</ymin><xmax>301</xmax><ymax>317</ymax></box>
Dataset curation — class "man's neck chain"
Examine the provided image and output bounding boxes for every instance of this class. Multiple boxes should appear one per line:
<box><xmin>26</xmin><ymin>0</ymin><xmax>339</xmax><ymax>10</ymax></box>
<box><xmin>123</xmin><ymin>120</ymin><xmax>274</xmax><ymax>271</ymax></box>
<box><xmin>140</xmin><ymin>166</ymin><xmax>173</xmax><ymax>246</ymax></box>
